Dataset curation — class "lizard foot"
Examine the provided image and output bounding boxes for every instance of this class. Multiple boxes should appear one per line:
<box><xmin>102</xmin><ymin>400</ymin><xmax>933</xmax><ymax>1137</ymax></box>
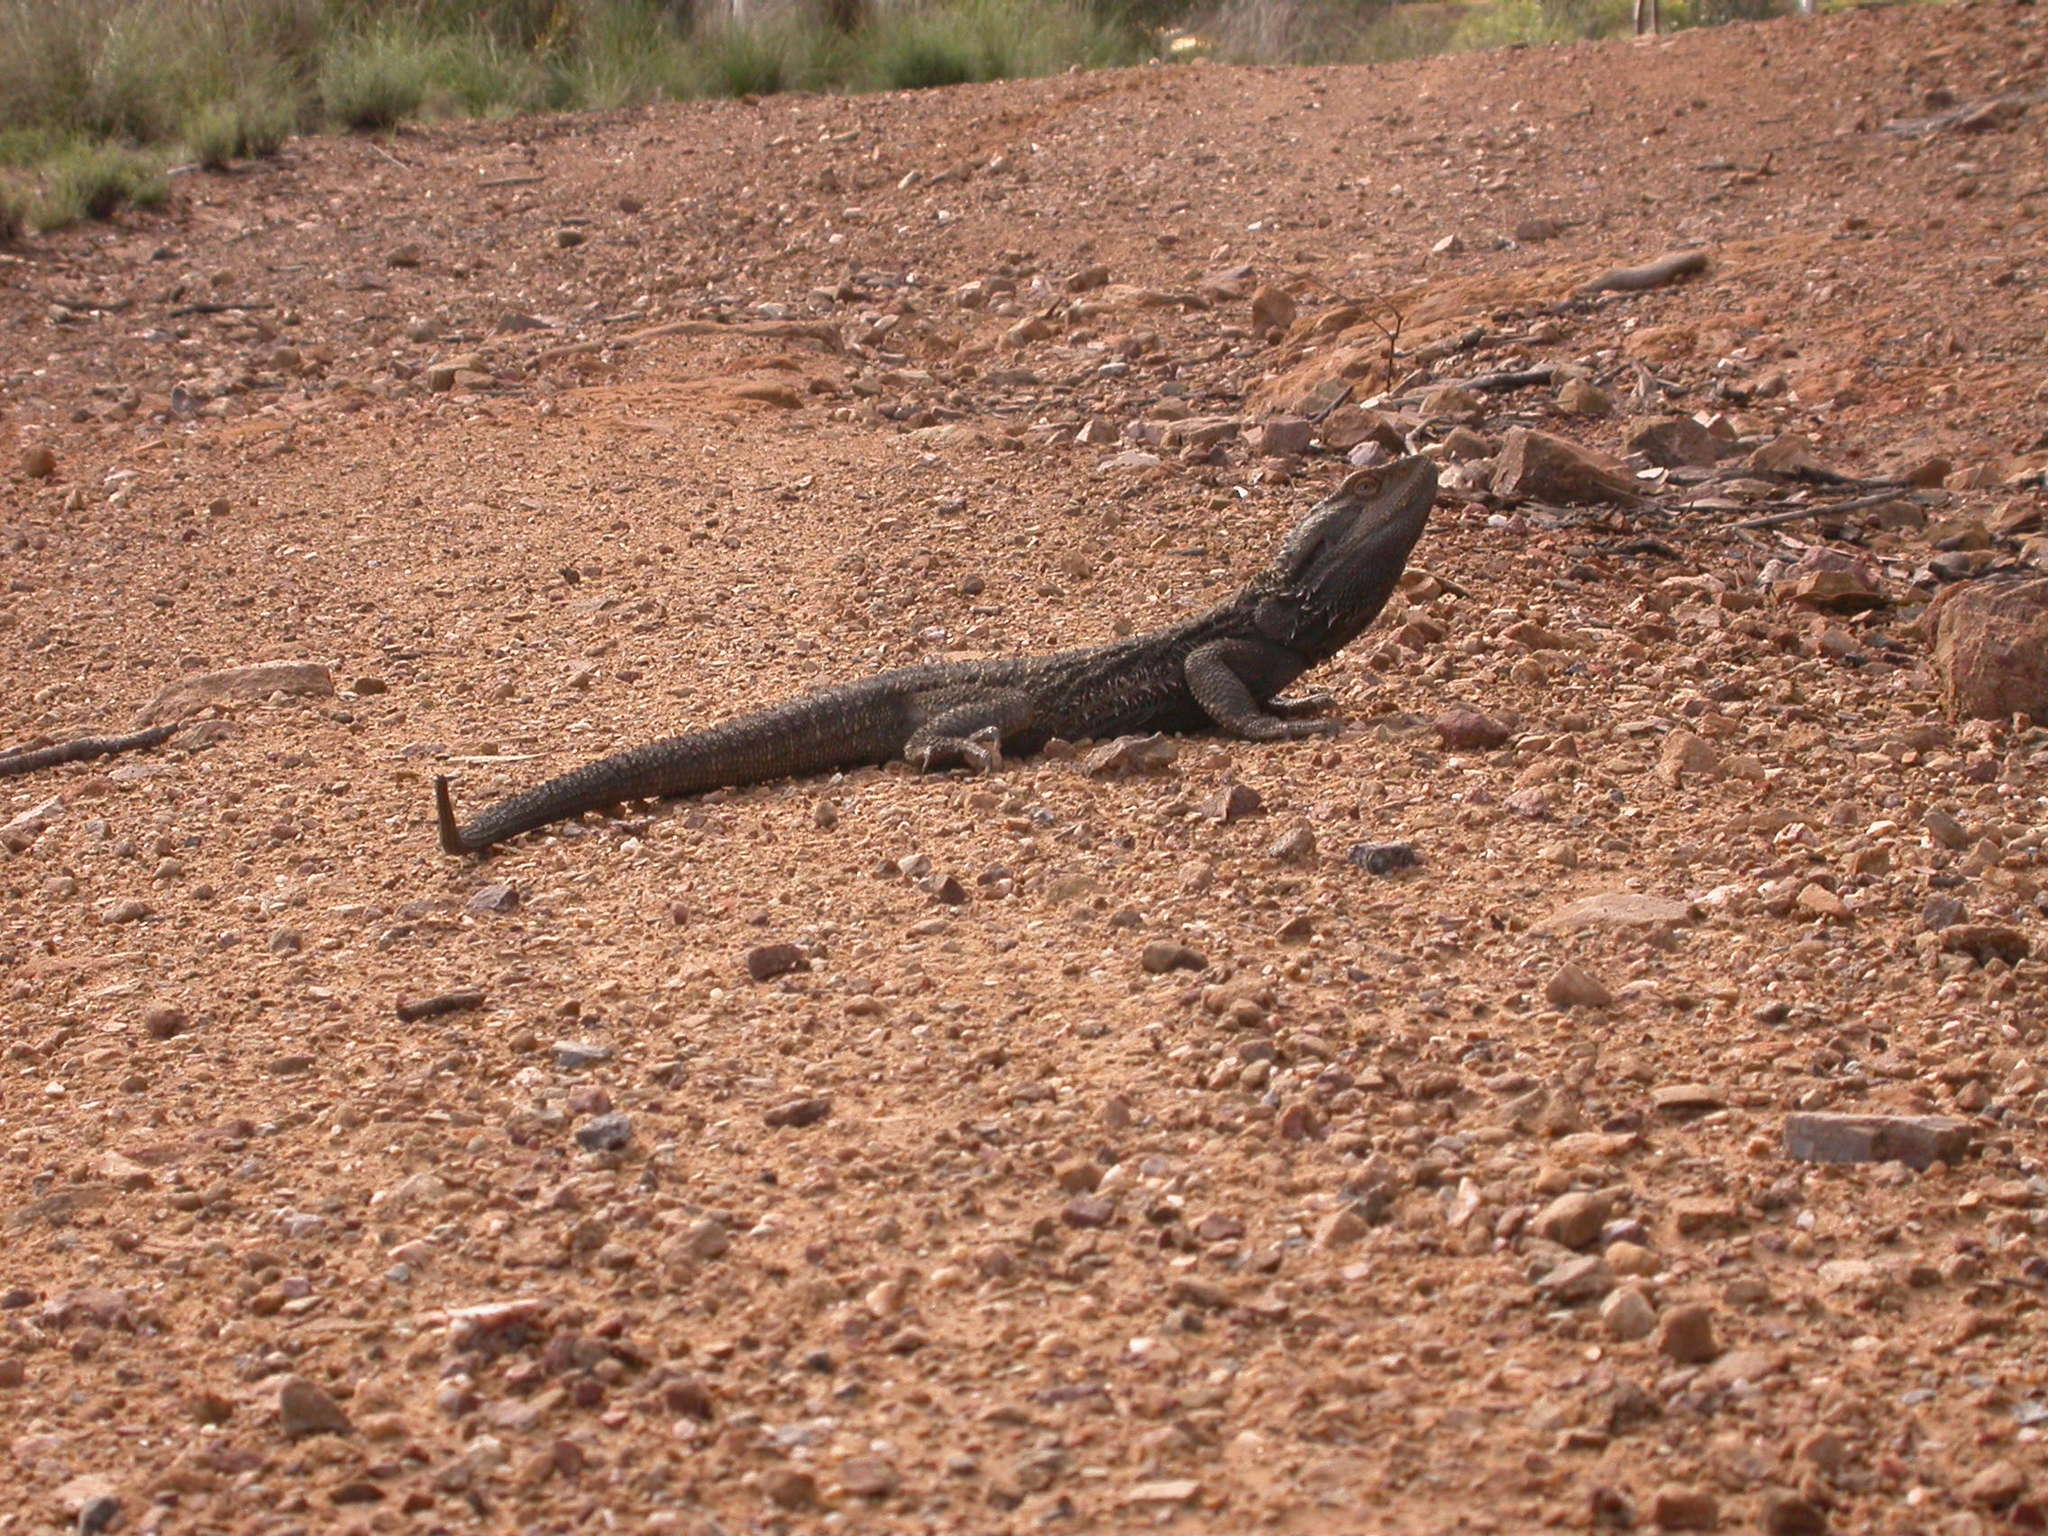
<box><xmin>1268</xmin><ymin>690</ymin><xmax>1338</xmax><ymax>719</ymax></box>
<box><xmin>913</xmin><ymin>727</ymin><xmax>1006</xmax><ymax>774</ymax></box>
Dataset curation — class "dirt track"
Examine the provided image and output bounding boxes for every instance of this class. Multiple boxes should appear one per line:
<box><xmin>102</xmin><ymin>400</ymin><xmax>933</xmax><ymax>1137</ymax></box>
<box><xmin>3</xmin><ymin>5</ymin><xmax>2048</xmax><ymax>1532</ymax></box>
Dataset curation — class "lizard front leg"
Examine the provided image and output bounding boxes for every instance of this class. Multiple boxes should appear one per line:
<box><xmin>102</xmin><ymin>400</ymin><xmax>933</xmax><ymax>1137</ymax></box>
<box><xmin>904</xmin><ymin>690</ymin><xmax>1037</xmax><ymax>772</ymax></box>
<box><xmin>1184</xmin><ymin>641</ymin><xmax>1340</xmax><ymax>742</ymax></box>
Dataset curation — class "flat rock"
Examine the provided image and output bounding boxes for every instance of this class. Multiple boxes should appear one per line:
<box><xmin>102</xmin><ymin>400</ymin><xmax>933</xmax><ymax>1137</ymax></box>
<box><xmin>1782</xmin><ymin>1112</ymin><xmax>1971</xmax><ymax>1170</ymax></box>
<box><xmin>1127</xmin><ymin>1479</ymin><xmax>1202</xmax><ymax>1505</ymax></box>
<box><xmin>1651</xmin><ymin>1083</ymin><xmax>1727</xmax><ymax>1115</ymax></box>
<box><xmin>135</xmin><ymin>662</ymin><xmax>334</xmax><ymax>726</ymax></box>
<box><xmin>1538</xmin><ymin>892</ymin><xmax>1694</xmax><ymax>933</ymax></box>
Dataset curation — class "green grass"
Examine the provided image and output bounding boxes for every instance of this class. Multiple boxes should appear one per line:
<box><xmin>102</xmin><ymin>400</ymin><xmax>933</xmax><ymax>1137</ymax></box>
<box><xmin>0</xmin><ymin>0</ymin><xmax>1832</xmax><ymax>233</ymax></box>
<box><xmin>35</xmin><ymin>139</ymin><xmax>167</xmax><ymax>228</ymax></box>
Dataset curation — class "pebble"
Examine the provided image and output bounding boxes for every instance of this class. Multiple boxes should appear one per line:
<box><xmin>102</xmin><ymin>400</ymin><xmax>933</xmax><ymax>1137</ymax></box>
<box><xmin>22</xmin><ymin>445</ymin><xmax>57</xmax><ymax>478</ymax></box>
<box><xmin>763</xmin><ymin>1468</ymin><xmax>818</xmax><ymax>1510</ymax></box>
<box><xmin>1347</xmin><ymin>841</ymin><xmax>1420</xmax><ymax>875</ymax></box>
<box><xmin>1434</xmin><ymin>708</ymin><xmax>1512</xmax><ymax>750</ymax></box>
<box><xmin>1940</xmin><ymin>923</ymin><xmax>2029</xmax><ymax>965</ymax></box>
<box><xmin>142</xmin><ymin>1005</ymin><xmax>188</xmax><ymax>1039</ymax></box>
<box><xmin>1760</xmin><ymin>1493</ymin><xmax>1830</xmax><ymax>1536</ymax></box>
<box><xmin>1082</xmin><ymin>734</ymin><xmax>1179</xmax><ymax>775</ymax></box>
<box><xmin>745</xmin><ymin>942</ymin><xmax>807</xmax><ymax>981</ymax></box>
<box><xmin>1536</xmin><ymin>1255</ymin><xmax>1614</xmax><ymax>1302</ymax></box>
<box><xmin>1557</xmin><ymin>378</ymin><xmax>1612</xmax><ymax>417</ymax></box>
<box><xmin>468</xmin><ymin>883</ymin><xmax>520</xmax><ymax>914</ymax></box>
<box><xmin>277</xmin><ymin>1376</ymin><xmax>354</xmax><ymax>1438</ymax></box>
<box><xmin>1062</xmin><ymin>1195</ymin><xmax>1116</xmax><ymax>1228</ymax></box>
<box><xmin>552</xmin><ymin>1041</ymin><xmax>612</xmax><ymax>1070</ymax></box>
<box><xmin>1140</xmin><ymin>940</ymin><xmax>1206</xmax><ymax>974</ymax></box>
<box><xmin>1543</xmin><ymin>963</ymin><xmax>1614</xmax><ymax>1009</ymax></box>
<box><xmin>1535</xmin><ymin>1190</ymin><xmax>1611</xmax><ymax>1249</ymax></box>
<box><xmin>1962</xmin><ymin>1460</ymin><xmax>2028</xmax><ymax>1508</ymax></box>
<box><xmin>1204</xmin><ymin>783</ymin><xmax>1264</xmax><ymax>821</ymax></box>
<box><xmin>1607</xmin><ymin>1241</ymin><xmax>1659</xmax><ymax>1277</ymax></box>
<box><xmin>1249</xmin><ymin>285</ymin><xmax>1296</xmax><ymax>334</ymax></box>
<box><xmin>1650</xmin><ymin>1485</ymin><xmax>1718</xmax><ymax>1531</ymax></box>
<box><xmin>840</xmin><ymin>1456</ymin><xmax>900</xmax><ymax>1498</ymax></box>
<box><xmin>1795</xmin><ymin>883</ymin><xmax>1850</xmax><ymax>921</ymax></box>
<box><xmin>764</xmin><ymin>1096</ymin><xmax>832</xmax><ymax>1129</ymax></box>
<box><xmin>1652</xmin><ymin>1083</ymin><xmax>1726</xmax><ymax>1115</ymax></box>
<box><xmin>1656</xmin><ymin>1304</ymin><xmax>1720</xmax><ymax>1364</ymax></box>
<box><xmin>573</xmin><ymin>1113</ymin><xmax>633</xmax><ymax>1152</ymax></box>
<box><xmin>1315</xmin><ymin>1207</ymin><xmax>1368</xmax><ymax>1249</ymax></box>
<box><xmin>1601</xmin><ymin>1286</ymin><xmax>1658</xmax><ymax>1341</ymax></box>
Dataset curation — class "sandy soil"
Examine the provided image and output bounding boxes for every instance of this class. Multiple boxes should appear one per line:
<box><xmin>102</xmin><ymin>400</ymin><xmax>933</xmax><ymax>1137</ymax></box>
<box><xmin>3</xmin><ymin>4</ymin><xmax>2048</xmax><ymax>1532</ymax></box>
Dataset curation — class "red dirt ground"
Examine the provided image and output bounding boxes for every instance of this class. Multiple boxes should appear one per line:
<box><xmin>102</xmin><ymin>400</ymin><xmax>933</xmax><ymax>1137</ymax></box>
<box><xmin>3</xmin><ymin>4</ymin><xmax>2047</xmax><ymax>1532</ymax></box>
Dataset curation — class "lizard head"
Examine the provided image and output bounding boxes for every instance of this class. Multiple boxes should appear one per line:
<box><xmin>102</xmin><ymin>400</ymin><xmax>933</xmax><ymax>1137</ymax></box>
<box><xmin>1257</xmin><ymin>455</ymin><xmax>1439</xmax><ymax>656</ymax></box>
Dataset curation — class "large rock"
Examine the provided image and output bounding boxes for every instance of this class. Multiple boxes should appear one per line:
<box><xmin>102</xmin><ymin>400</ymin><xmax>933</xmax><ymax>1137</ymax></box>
<box><xmin>1490</xmin><ymin>428</ymin><xmax>1638</xmax><ymax>505</ymax></box>
<box><xmin>1627</xmin><ymin>415</ymin><xmax>1726</xmax><ymax>469</ymax></box>
<box><xmin>1783</xmin><ymin>1112</ymin><xmax>1970</xmax><ymax>1170</ymax></box>
<box><xmin>136</xmin><ymin>662</ymin><xmax>333</xmax><ymax>726</ymax></box>
<box><xmin>1933</xmin><ymin>577</ymin><xmax>2048</xmax><ymax>721</ymax></box>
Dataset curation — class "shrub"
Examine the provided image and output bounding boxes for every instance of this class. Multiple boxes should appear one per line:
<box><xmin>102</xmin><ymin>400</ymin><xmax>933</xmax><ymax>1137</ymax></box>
<box><xmin>319</xmin><ymin>24</ymin><xmax>433</xmax><ymax>130</ymax></box>
<box><xmin>184</xmin><ymin>99</ymin><xmax>244</xmax><ymax>169</ymax></box>
<box><xmin>551</xmin><ymin>0</ymin><xmax>695</xmax><ymax>109</ymax></box>
<box><xmin>37</xmin><ymin>141</ymin><xmax>166</xmax><ymax>227</ymax></box>
<box><xmin>0</xmin><ymin>177</ymin><xmax>27</xmax><ymax>242</ymax></box>
<box><xmin>694</xmin><ymin>23</ymin><xmax>793</xmax><ymax>97</ymax></box>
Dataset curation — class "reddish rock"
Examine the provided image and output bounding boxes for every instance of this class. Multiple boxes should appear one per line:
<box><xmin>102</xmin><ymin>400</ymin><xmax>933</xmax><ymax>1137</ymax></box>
<box><xmin>1434</xmin><ymin>708</ymin><xmax>1513</xmax><ymax>750</ymax></box>
<box><xmin>1934</xmin><ymin>577</ymin><xmax>2048</xmax><ymax>720</ymax></box>
<box><xmin>1490</xmin><ymin>428</ymin><xmax>1638</xmax><ymax>504</ymax></box>
<box><xmin>1782</xmin><ymin>1112</ymin><xmax>1971</xmax><ymax>1170</ymax></box>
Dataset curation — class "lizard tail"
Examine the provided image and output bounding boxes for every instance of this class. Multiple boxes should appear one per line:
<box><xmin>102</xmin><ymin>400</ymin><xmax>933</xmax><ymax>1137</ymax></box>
<box><xmin>434</xmin><ymin>776</ymin><xmax>474</xmax><ymax>856</ymax></box>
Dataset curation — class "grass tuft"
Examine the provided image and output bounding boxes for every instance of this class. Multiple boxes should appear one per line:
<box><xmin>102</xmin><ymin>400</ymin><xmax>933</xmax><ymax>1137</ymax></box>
<box><xmin>36</xmin><ymin>140</ymin><xmax>167</xmax><ymax>227</ymax></box>
<box><xmin>319</xmin><ymin>23</ymin><xmax>434</xmax><ymax>131</ymax></box>
<box><xmin>0</xmin><ymin>176</ymin><xmax>26</xmax><ymax>243</ymax></box>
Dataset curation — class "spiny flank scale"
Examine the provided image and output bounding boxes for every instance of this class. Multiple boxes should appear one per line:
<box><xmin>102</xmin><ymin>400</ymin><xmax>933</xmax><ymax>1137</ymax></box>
<box><xmin>435</xmin><ymin>457</ymin><xmax>1439</xmax><ymax>855</ymax></box>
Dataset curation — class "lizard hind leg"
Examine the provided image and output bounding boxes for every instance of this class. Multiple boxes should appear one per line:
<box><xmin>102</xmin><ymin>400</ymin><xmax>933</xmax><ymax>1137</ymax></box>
<box><xmin>905</xmin><ymin>691</ymin><xmax>1034</xmax><ymax>773</ymax></box>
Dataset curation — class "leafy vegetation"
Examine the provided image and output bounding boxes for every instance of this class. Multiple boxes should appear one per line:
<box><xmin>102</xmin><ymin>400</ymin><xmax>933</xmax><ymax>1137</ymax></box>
<box><xmin>0</xmin><ymin>0</ymin><xmax>1815</xmax><ymax>234</ymax></box>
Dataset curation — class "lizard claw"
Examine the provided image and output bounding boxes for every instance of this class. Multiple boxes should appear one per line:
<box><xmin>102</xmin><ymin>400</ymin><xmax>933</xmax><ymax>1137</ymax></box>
<box><xmin>964</xmin><ymin>727</ymin><xmax>1005</xmax><ymax>773</ymax></box>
